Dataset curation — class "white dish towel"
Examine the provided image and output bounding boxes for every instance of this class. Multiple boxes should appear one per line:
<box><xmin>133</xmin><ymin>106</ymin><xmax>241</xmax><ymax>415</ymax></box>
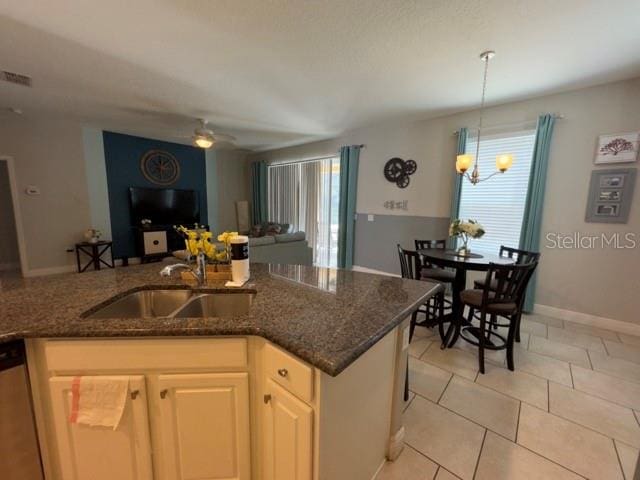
<box><xmin>69</xmin><ymin>376</ymin><xmax>129</xmax><ymax>430</ymax></box>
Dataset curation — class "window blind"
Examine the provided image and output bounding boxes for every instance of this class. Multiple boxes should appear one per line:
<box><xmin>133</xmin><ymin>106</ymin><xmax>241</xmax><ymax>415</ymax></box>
<box><xmin>458</xmin><ymin>130</ymin><xmax>536</xmax><ymax>255</ymax></box>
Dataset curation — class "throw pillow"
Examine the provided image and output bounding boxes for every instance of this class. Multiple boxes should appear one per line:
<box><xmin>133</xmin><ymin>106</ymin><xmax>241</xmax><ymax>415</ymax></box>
<box><xmin>249</xmin><ymin>224</ymin><xmax>263</xmax><ymax>237</ymax></box>
<box><xmin>264</xmin><ymin>224</ymin><xmax>282</xmax><ymax>236</ymax></box>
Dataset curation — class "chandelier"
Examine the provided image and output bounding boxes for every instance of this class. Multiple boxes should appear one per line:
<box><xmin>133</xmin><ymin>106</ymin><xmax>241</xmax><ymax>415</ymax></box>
<box><xmin>456</xmin><ymin>51</ymin><xmax>513</xmax><ymax>185</ymax></box>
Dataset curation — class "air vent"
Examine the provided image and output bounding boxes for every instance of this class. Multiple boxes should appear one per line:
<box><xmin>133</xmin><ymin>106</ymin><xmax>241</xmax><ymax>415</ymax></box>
<box><xmin>1</xmin><ymin>71</ymin><xmax>32</xmax><ymax>87</ymax></box>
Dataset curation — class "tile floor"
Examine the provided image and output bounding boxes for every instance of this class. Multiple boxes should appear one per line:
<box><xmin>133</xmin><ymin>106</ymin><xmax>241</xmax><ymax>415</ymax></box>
<box><xmin>376</xmin><ymin>313</ymin><xmax>640</xmax><ymax>480</ymax></box>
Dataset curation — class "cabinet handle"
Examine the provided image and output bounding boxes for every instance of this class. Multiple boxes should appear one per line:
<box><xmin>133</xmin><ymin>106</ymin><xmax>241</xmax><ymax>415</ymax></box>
<box><xmin>130</xmin><ymin>390</ymin><xmax>139</xmax><ymax>400</ymax></box>
<box><xmin>263</xmin><ymin>394</ymin><xmax>272</xmax><ymax>404</ymax></box>
<box><xmin>160</xmin><ymin>389</ymin><xmax>168</xmax><ymax>399</ymax></box>
<box><xmin>277</xmin><ymin>368</ymin><xmax>289</xmax><ymax>378</ymax></box>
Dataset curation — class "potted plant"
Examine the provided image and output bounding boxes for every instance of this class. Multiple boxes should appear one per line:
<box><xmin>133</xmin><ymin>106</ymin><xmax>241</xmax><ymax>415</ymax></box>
<box><xmin>449</xmin><ymin>219</ymin><xmax>485</xmax><ymax>257</ymax></box>
<box><xmin>84</xmin><ymin>228</ymin><xmax>102</xmax><ymax>244</ymax></box>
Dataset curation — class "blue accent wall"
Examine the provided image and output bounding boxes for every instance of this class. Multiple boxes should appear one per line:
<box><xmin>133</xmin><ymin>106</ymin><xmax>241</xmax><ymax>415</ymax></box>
<box><xmin>103</xmin><ymin>131</ymin><xmax>207</xmax><ymax>258</ymax></box>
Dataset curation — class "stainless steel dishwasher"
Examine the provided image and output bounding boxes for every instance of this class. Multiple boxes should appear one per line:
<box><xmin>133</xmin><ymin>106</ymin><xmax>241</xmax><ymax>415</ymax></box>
<box><xmin>0</xmin><ymin>340</ymin><xmax>44</xmax><ymax>480</ymax></box>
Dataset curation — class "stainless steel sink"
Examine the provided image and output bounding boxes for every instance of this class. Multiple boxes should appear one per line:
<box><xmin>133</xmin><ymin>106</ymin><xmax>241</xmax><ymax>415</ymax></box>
<box><xmin>86</xmin><ymin>289</ymin><xmax>193</xmax><ymax>319</ymax></box>
<box><xmin>172</xmin><ymin>293</ymin><xmax>254</xmax><ymax>318</ymax></box>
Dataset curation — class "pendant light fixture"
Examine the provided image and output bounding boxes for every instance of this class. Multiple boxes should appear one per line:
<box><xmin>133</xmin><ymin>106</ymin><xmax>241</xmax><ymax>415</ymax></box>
<box><xmin>456</xmin><ymin>51</ymin><xmax>514</xmax><ymax>185</ymax></box>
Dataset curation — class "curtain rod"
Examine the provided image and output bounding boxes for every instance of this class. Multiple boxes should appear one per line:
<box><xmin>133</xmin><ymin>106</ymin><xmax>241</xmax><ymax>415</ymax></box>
<box><xmin>452</xmin><ymin>114</ymin><xmax>564</xmax><ymax>135</ymax></box>
<box><xmin>267</xmin><ymin>144</ymin><xmax>365</xmax><ymax>166</ymax></box>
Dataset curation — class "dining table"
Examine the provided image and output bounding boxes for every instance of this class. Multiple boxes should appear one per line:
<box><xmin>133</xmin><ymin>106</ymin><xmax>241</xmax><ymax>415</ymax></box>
<box><xmin>416</xmin><ymin>248</ymin><xmax>515</xmax><ymax>348</ymax></box>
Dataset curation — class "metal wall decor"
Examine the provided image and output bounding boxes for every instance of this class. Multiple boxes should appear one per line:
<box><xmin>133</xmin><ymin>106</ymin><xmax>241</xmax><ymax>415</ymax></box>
<box><xmin>384</xmin><ymin>157</ymin><xmax>417</xmax><ymax>188</ymax></box>
<box><xmin>140</xmin><ymin>150</ymin><xmax>181</xmax><ymax>185</ymax></box>
<box><xmin>585</xmin><ymin>168</ymin><xmax>636</xmax><ymax>223</ymax></box>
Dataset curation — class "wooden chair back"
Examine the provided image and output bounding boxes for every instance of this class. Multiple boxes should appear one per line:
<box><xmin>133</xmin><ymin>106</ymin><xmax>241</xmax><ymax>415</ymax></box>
<box><xmin>397</xmin><ymin>244</ymin><xmax>421</xmax><ymax>280</ymax></box>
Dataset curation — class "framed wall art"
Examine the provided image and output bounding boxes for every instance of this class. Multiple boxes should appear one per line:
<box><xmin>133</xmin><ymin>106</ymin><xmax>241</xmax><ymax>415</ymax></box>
<box><xmin>585</xmin><ymin>168</ymin><xmax>636</xmax><ymax>223</ymax></box>
<box><xmin>594</xmin><ymin>132</ymin><xmax>639</xmax><ymax>165</ymax></box>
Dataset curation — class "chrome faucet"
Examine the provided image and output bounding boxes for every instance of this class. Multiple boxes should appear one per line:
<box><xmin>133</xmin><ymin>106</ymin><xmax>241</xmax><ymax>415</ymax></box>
<box><xmin>160</xmin><ymin>251</ymin><xmax>207</xmax><ymax>286</ymax></box>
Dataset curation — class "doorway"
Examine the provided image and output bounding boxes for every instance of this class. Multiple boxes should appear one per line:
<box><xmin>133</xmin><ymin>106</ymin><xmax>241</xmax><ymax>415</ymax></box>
<box><xmin>0</xmin><ymin>157</ymin><xmax>26</xmax><ymax>278</ymax></box>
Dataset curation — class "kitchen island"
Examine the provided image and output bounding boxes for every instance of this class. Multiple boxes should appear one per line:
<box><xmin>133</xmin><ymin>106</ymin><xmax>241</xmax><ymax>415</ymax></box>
<box><xmin>1</xmin><ymin>263</ymin><xmax>440</xmax><ymax>480</ymax></box>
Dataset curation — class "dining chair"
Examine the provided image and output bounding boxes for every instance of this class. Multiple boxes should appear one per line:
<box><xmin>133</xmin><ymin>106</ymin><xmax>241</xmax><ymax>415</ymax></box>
<box><xmin>397</xmin><ymin>244</ymin><xmax>445</xmax><ymax>401</ymax></box>
<box><xmin>398</xmin><ymin>245</ymin><xmax>446</xmax><ymax>339</ymax></box>
<box><xmin>473</xmin><ymin>246</ymin><xmax>541</xmax><ymax>342</ymax></box>
<box><xmin>414</xmin><ymin>239</ymin><xmax>454</xmax><ymax>321</ymax></box>
<box><xmin>459</xmin><ymin>261</ymin><xmax>538</xmax><ymax>373</ymax></box>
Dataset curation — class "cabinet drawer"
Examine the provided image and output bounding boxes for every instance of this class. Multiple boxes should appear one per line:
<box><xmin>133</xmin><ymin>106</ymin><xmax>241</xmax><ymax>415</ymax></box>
<box><xmin>143</xmin><ymin>231</ymin><xmax>167</xmax><ymax>255</ymax></box>
<box><xmin>264</xmin><ymin>343</ymin><xmax>313</xmax><ymax>403</ymax></box>
<box><xmin>45</xmin><ymin>338</ymin><xmax>247</xmax><ymax>373</ymax></box>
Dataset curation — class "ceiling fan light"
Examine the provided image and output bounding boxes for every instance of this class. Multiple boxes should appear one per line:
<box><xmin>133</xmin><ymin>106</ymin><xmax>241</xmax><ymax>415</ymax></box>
<box><xmin>456</xmin><ymin>154</ymin><xmax>473</xmax><ymax>174</ymax></box>
<box><xmin>496</xmin><ymin>154</ymin><xmax>513</xmax><ymax>172</ymax></box>
<box><xmin>193</xmin><ymin>135</ymin><xmax>214</xmax><ymax>149</ymax></box>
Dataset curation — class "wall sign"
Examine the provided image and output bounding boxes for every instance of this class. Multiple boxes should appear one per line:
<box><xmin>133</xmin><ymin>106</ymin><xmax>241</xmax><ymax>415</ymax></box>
<box><xmin>595</xmin><ymin>132</ymin><xmax>639</xmax><ymax>164</ymax></box>
<box><xmin>383</xmin><ymin>200</ymin><xmax>408</xmax><ymax>211</ymax></box>
<box><xmin>140</xmin><ymin>150</ymin><xmax>181</xmax><ymax>185</ymax></box>
<box><xmin>585</xmin><ymin>168</ymin><xmax>636</xmax><ymax>223</ymax></box>
<box><xmin>384</xmin><ymin>157</ymin><xmax>417</xmax><ymax>188</ymax></box>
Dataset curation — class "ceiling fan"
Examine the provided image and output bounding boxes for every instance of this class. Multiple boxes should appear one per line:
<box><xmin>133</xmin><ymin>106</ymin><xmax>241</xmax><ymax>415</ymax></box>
<box><xmin>191</xmin><ymin>119</ymin><xmax>237</xmax><ymax>149</ymax></box>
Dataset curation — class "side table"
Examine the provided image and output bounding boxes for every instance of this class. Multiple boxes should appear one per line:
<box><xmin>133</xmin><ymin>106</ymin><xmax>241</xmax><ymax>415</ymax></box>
<box><xmin>75</xmin><ymin>241</ymin><xmax>114</xmax><ymax>273</ymax></box>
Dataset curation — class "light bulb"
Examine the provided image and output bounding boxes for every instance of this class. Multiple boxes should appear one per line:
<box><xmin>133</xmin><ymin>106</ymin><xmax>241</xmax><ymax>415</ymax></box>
<box><xmin>496</xmin><ymin>154</ymin><xmax>513</xmax><ymax>172</ymax></box>
<box><xmin>456</xmin><ymin>154</ymin><xmax>473</xmax><ymax>174</ymax></box>
<box><xmin>193</xmin><ymin>136</ymin><xmax>214</xmax><ymax>149</ymax></box>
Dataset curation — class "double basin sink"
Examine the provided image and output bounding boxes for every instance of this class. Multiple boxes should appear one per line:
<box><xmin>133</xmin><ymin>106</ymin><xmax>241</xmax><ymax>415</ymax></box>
<box><xmin>86</xmin><ymin>289</ymin><xmax>254</xmax><ymax>319</ymax></box>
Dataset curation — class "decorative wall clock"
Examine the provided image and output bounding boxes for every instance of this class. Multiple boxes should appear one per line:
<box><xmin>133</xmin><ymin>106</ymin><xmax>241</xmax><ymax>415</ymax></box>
<box><xmin>140</xmin><ymin>150</ymin><xmax>181</xmax><ymax>185</ymax></box>
<box><xmin>383</xmin><ymin>157</ymin><xmax>417</xmax><ymax>188</ymax></box>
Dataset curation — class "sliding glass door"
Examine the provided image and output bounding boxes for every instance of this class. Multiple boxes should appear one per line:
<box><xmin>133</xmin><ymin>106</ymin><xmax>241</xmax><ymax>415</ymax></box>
<box><xmin>267</xmin><ymin>157</ymin><xmax>340</xmax><ymax>267</ymax></box>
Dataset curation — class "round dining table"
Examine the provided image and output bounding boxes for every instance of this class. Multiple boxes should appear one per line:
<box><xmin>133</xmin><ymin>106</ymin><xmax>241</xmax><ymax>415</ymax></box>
<box><xmin>416</xmin><ymin>248</ymin><xmax>514</xmax><ymax>347</ymax></box>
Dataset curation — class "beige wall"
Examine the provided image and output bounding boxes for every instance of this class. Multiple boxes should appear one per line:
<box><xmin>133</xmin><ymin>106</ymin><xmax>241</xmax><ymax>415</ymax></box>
<box><xmin>0</xmin><ymin>116</ymin><xmax>91</xmax><ymax>273</ymax></box>
<box><xmin>252</xmin><ymin>77</ymin><xmax>640</xmax><ymax>325</ymax></box>
<box><xmin>213</xmin><ymin>149</ymin><xmax>250</xmax><ymax>233</ymax></box>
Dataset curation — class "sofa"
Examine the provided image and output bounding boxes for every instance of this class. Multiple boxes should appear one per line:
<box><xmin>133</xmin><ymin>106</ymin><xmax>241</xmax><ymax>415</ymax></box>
<box><xmin>248</xmin><ymin>231</ymin><xmax>313</xmax><ymax>265</ymax></box>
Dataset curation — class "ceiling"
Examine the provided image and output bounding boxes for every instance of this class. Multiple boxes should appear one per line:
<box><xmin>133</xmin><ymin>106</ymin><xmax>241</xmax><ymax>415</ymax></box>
<box><xmin>1</xmin><ymin>0</ymin><xmax>640</xmax><ymax>151</ymax></box>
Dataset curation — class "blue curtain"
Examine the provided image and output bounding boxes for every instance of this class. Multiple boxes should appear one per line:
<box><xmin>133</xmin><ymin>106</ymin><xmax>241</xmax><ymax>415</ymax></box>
<box><xmin>520</xmin><ymin>114</ymin><xmax>556</xmax><ymax>312</ymax></box>
<box><xmin>337</xmin><ymin>145</ymin><xmax>361</xmax><ymax>269</ymax></box>
<box><xmin>448</xmin><ymin>128</ymin><xmax>467</xmax><ymax>248</ymax></box>
<box><xmin>251</xmin><ymin>161</ymin><xmax>268</xmax><ymax>225</ymax></box>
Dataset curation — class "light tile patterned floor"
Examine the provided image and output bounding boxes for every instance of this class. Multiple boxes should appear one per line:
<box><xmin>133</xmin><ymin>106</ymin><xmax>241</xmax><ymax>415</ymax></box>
<box><xmin>378</xmin><ymin>314</ymin><xmax>640</xmax><ymax>480</ymax></box>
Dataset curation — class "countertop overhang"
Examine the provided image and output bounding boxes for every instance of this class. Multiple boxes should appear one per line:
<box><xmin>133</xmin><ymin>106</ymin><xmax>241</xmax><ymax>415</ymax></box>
<box><xmin>0</xmin><ymin>263</ymin><xmax>441</xmax><ymax>376</ymax></box>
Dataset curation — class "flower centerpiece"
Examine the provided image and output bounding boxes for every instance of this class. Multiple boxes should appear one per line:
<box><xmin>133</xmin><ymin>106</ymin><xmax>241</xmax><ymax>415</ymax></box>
<box><xmin>175</xmin><ymin>226</ymin><xmax>238</xmax><ymax>264</ymax></box>
<box><xmin>449</xmin><ymin>219</ymin><xmax>485</xmax><ymax>257</ymax></box>
<box><xmin>84</xmin><ymin>228</ymin><xmax>102</xmax><ymax>244</ymax></box>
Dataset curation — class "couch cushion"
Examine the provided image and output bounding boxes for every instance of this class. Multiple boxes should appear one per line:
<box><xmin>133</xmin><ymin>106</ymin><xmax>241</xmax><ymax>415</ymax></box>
<box><xmin>249</xmin><ymin>224</ymin><xmax>264</xmax><ymax>237</ymax></box>
<box><xmin>249</xmin><ymin>236</ymin><xmax>276</xmax><ymax>247</ymax></box>
<box><xmin>274</xmin><ymin>232</ymin><xmax>306</xmax><ymax>243</ymax></box>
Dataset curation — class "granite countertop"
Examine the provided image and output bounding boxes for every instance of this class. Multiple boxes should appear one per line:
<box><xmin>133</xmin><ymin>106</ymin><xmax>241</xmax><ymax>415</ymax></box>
<box><xmin>0</xmin><ymin>263</ymin><xmax>440</xmax><ymax>376</ymax></box>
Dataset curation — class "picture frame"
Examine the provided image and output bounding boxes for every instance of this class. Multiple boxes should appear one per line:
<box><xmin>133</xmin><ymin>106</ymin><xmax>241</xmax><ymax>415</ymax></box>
<box><xmin>594</xmin><ymin>132</ymin><xmax>639</xmax><ymax>165</ymax></box>
<box><xmin>585</xmin><ymin>168</ymin><xmax>636</xmax><ymax>223</ymax></box>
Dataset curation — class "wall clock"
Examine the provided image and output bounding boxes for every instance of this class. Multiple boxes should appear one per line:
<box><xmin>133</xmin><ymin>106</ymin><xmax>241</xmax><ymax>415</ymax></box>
<box><xmin>140</xmin><ymin>150</ymin><xmax>181</xmax><ymax>185</ymax></box>
<box><xmin>383</xmin><ymin>157</ymin><xmax>417</xmax><ymax>188</ymax></box>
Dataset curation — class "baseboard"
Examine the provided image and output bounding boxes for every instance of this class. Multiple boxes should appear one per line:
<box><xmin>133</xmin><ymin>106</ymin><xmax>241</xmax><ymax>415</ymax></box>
<box><xmin>353</xmin><ymin>265</ymin><xmax>400</xmax><ymax>277</ymax></box>
<box><xmin>534</xmin><ymin>303</ymin><xmax>640</xmax><ymax>337</ymax></box>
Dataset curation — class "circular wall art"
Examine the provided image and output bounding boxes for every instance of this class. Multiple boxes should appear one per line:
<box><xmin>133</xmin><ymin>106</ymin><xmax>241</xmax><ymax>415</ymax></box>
<box><xmin>140</xmin><ymin>150</ymin><xmax>181</xmax><ymax>185</ymax></box>
<box><xmin>383</xmin><ymin>157</ymin><xmax>417</xmax><ymax>188</ymax></box>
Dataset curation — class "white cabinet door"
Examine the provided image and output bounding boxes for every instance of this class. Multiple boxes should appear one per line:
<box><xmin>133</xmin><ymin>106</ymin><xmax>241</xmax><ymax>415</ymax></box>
<box><xmin>49</xmin><ymin>375</ymin><xmax>153</xmax><ymax>480</ymax></box>
<box><xmin>156</xmin><ymin>372</ymin><xmax>251</xmax><ymax>480</ymax></box>
<box><xmin>263</xmin><ymin>379</ymin><xmax>313</xmax><ymax>480</ymax></box>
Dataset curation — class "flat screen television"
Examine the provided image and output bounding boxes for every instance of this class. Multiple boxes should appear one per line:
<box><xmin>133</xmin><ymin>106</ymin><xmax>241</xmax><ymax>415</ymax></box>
<box><xmin>129</xmin><ymin>187</ymin><xmax>200</xmax><ymax>226</ymax></box>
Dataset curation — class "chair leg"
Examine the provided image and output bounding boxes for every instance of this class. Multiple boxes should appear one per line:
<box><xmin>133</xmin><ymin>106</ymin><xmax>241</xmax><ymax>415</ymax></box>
<box><xmin>478</xmin><ymin>311</ymin><xmax>487</xmax><ymax>374</ymax></box>
<box><xmin>409</xmin><ymin>311</ymin><xmax>418</xmax><ymax>343</ymax></box>
<box><xmin>404</xmin><ymin>357</ymin><xmax>410</xmax><ymax>401</ymax></box>
<box><xmin>514</xmin><ymin>311</ymin><xmax>522</xmax><ymax>343</ymax></box>
<box><xmin>437</xmin><ymin>291</ymin><xmax>447</xmax><ymax>346</ymax></box>
<box><xmin>506</xmin><ymin>314</ymin><xmax>517</xmax><ymax>371</ymax></box>
<box><xmin>491</xmin><ymin>314</ymin><xmax>498</xmax><ymax>330</ymax></box>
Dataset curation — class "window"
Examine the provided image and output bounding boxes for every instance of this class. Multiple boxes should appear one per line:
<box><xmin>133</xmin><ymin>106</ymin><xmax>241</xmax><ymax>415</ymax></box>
<box><xmin>457</xmin><ymin>130</ymin><xmax>536</xmax><ymax>254</ymax></box>
<box><xmin>267</xmin><ymin>157</ymin><xmax>340</xmax><ymax>267</ymax></box>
